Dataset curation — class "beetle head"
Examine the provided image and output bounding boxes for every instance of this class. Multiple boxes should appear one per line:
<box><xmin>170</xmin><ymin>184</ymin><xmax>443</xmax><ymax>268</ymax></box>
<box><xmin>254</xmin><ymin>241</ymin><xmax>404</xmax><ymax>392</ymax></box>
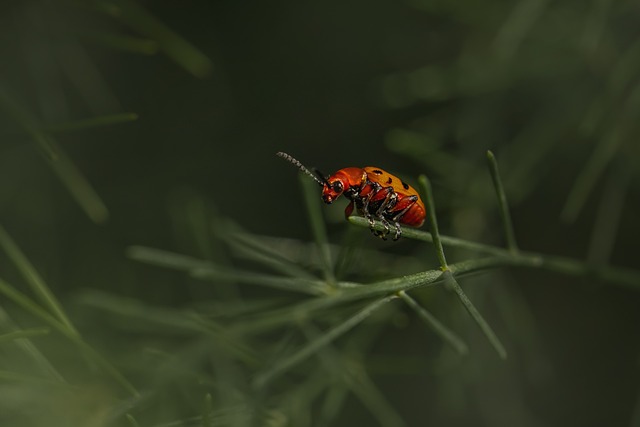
<box><xmin>321</xmin><ymin>176</ymin><xmax>345</xmax><ymax>204</ymax></box>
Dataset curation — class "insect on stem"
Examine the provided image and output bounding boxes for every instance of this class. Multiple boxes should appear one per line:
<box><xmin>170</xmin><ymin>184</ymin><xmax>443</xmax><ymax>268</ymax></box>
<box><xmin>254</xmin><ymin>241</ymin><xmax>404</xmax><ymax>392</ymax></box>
<box><xmin>277</xmin><ymin>151</ymin><xmax>427</xmax><ymax>240</ymax></box>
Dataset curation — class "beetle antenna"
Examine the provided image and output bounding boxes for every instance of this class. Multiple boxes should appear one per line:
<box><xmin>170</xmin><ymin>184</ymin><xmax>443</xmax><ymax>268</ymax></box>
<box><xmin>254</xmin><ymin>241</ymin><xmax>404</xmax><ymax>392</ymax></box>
<box><xmin>312</xmin><ymin>168</ymin><xmax>328</xmax><ymax>184</ymax></box>
<box><xmin>276</xmin><ymin>152</ymin><xmax>326</xmax><ymax>186</ymax></box>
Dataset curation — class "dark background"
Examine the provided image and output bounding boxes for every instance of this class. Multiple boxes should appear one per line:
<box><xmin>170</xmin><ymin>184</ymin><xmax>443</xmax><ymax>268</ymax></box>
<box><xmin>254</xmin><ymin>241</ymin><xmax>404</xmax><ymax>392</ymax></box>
<box><xmin>0</xmin><ymin>1</ymin><xmax>639</xmax><ymax>426</ymax></box>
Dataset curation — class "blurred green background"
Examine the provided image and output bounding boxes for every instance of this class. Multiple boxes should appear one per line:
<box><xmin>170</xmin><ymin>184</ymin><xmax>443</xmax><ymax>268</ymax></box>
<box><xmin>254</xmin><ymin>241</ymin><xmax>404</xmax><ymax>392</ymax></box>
<box><xmin>1</xmin><ymin>1</ymin><xmax>639</xmax><ymax>426</ymax></box>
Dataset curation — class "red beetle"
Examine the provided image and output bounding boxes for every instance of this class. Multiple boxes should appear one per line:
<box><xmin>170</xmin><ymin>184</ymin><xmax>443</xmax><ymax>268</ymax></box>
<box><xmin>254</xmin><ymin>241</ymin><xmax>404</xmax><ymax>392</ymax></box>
<box><xmin>277</xmin><ymin>152</ymin><xmax>425</xmax><ymax>240</ymax></box>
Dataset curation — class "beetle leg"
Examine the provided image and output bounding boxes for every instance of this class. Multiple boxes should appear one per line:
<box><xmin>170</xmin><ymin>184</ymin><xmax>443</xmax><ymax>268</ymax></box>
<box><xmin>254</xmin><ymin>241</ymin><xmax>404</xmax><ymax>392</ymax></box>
<box><xmin>366</xmin><ymin>216</ymin><xmax>390</xmax><ymax>240</ymax></box>
<box><xmin>374</xmin><ymin>189</ymin><xmax>397</xmax><ymax>218</ymax></box>
<box><xmin>389</xmin><ymin>195</ymin><xmax>419</xmax><ymax>240</ymax></box>
<box><xmin>390</xmin><ymin>195</ymin><xmax>419</xmax><ymax>221</ymax></box>
<box><xmin>378</xmin><ymin>217</ymin><xmax>391</xmax><ymax>240</ymax></box>
<box><xmin>377</xmin><ymin>190</ymin><xmax>398</xmax><ymax>240</ymax></box>
<box><xmin>359</xmin><ymin>183</ymin><xmax>408</xmax><ymax>240</ymax></box>
<box><xmin>366</xmin><ymin>186</ymin><xmax>397</xmax><ymax>240</ymax></box>
<box><xmin>361</xmin><ymin>181</ymin><xmax>381</xmax><ymax>213</ymax></box>
<box><xmin>344</xmin><ymin>201</ymin><xmax>355</xmax><ymax>219</ymax></box>
<box><xmin>356</xmin><ymin>194</ymin><xmax>377</xmax><ymax>231</ymax></box>
<box><xmin>359</xmin><ymin>182</ymin><xmax>386</xmax><ymax>237</ymax></box>
<box><xmin>392</xmin><ymin>221</ymin><xmax>402</xmax><ymax>241</ymax></box>
<box><xmin>362</xmin><ymin>208</ymin><xmax>383</xmax><ymax>238</ymax></box>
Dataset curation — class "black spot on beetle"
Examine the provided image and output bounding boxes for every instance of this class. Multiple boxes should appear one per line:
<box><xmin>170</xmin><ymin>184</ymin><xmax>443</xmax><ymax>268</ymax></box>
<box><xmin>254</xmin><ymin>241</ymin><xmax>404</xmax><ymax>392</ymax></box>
<box><xmin>386</xmin><ymin>177</ymin><xmax>393</xmax><ymax>184</ymax></box>
<box><xmin>372</xmin><ymin>169</ymin><xmax>383</xmax><ymax>175</ymax></box>
<box><xmin>402</xmin><ymin>181</ymin><xmax>409</xmax><ymax>190</ymax></box>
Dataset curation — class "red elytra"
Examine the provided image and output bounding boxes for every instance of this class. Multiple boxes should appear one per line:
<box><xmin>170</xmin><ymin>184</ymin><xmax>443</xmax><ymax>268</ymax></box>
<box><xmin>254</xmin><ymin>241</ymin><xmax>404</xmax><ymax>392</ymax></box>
<box><xmin>277</xmin><ymin>152</ymin><xmax>426</xmax><ymax>240</ymax></box>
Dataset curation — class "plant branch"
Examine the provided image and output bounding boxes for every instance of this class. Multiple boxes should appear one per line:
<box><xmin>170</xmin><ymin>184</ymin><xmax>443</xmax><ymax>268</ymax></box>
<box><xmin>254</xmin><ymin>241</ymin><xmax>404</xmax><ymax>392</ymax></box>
<box><xmin>419</xmin><ymin>174</ymin><xmax>506</xmax><ymax>358</ymax></box>
<box><xmin>348</xmin><ymin>216</ymin><xmax>640</xmax><ymax>291</ymax></box>
<box><xmin>252</xmin><ymin>295</ymin><xmax>397</xmax><ymax>388</ymax></box>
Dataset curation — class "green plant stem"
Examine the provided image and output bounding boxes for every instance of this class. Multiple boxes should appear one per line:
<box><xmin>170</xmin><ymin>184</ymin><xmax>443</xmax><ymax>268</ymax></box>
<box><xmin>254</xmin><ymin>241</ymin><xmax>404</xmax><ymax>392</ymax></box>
<box><xmin>0</xmin><ymin>328</ymin><xmax>50</xmax><ymax>344</ymax></box>
<box><xmin>233</xmin><ymin>249</ymin><xmax>640</xmax><ymax>339</ymax></box>
<box><xmin>252</xmin><ymin>294</ymin><xmax>397</xmax><ymax>388</ymax></box>
<box><xmin>366</xmin><ymin>219</ymin><xmax>511</xmax><ymax>256</ymax></box>
<box><xmin>0</xmin><ymin>87</ymin><xmax>108</xmax><ymax>223</ymax></box>
<box><xmin>227</xmin><ymin>229</ymin><xmax>319</xmax><ymax>280</ymax></box>
<box><xmin>0</xmin><ymin>224</ymin><xmax>80</xmax><ymax>337</ymax></box>
<box><xmin>487</xmin><ymin>150</ymin><xmax>519</xmax><ymax>253</ymax></box>
<box><xmin>419</xmin><ymin>174</ymin><xmax>507</xmax><ymax>358</ymax></box>
<box><xmin>301</xmin><ymin>323</ymin><xmax>406</xmax><ymax>427</ymax></box>
<box><xmin>0</xmin><ymin>86</ymin><xmax>57</xmax><ymax>160</ymax></box>
<box><xmin>0</xmin><ymin>370</ymin><xmax>72</xmax><ymax>386</ymax></box>
<box><xmin>443</xmin><ymin>271</ymin><xmax>507</xmax><ymax>359</ymax></box>
<box><xmin>300</xmin><ymin>175</ymin><xmax>336</xmax><ymax>285</ymax></box>
<box><xmin>94</xmin><ymin>0</ymin><xmax>213</xmax><ymax>78</ymax></box>
<box><xmin>397</xmin><ymin>291</ymin><xmax>468</xmax><ymax>355</ymax></box>
<box><xmin>587</xmin><ymin>160</ymin><xmax>631</xmax><ymax>264</ymax></box>
<box><xmin>0</xmin><ymin>278</ymin><xmax>139</xmax><ymax>397</ymax></box>
<box><xmin>125</xmin><ymin>414</ymin><xmax>141</xmax><ymax>427</ymax></box>
<box><xmin>348</xmin><ymin>368</ymin><xmax>407</xmax><ymax>427</ymax></box>
<box><xmin>202</xmin><ymin>393</ymin><xmax>213</xmax><ymax>427</ymax></box>
<box><xmin>348</xmin><ymin>216</ymin><xmax>640</xmax><ymax>291</ymax></box>
<box><xmin>418</xmin><ymin>175</ymin><xmax>447</xmax><ymax>268</ymax></box>
<box><xmin>86</xmin><ymin>31</ymin><xmax>159</xmax><ymax>54</ymax></box>
<box><xmin>232</xmin><ymin>259</ymin><xmax>516</xmax><ymax>340</ymax></box>
<box><xmin>560</xmin><ymin>123</ymin><xmax>621</xmax><ymax>223</ymax></box>
<box><xmin>42</xmin><ymin>112</ymin><xmax>138</xmax><ymax>133</ymax></box>
<box><xmin>46</xmin><ymin>139</ymin><xmax>110</xmax><ymax>224</ymax></box>
<box><xmin>127</xmin><ymin>245</ymin><xmax>328</xmax><ymax>295</ymax></box>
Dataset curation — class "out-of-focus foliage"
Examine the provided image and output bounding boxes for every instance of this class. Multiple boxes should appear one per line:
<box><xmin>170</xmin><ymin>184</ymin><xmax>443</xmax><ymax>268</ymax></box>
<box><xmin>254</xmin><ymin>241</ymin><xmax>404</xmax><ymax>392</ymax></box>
<box><xmin>0</xmin><ymin>1</ymin><xmax>639</xmax><ymax>427</ymax></box>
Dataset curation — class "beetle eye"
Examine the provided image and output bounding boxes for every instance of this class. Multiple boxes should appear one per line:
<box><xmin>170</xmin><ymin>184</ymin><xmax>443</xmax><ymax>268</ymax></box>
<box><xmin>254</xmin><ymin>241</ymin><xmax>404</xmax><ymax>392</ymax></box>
<box><xmin>332</xmin><ymin>181</ymin><xmax>343</xmax><ymax>193</ymax></box>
